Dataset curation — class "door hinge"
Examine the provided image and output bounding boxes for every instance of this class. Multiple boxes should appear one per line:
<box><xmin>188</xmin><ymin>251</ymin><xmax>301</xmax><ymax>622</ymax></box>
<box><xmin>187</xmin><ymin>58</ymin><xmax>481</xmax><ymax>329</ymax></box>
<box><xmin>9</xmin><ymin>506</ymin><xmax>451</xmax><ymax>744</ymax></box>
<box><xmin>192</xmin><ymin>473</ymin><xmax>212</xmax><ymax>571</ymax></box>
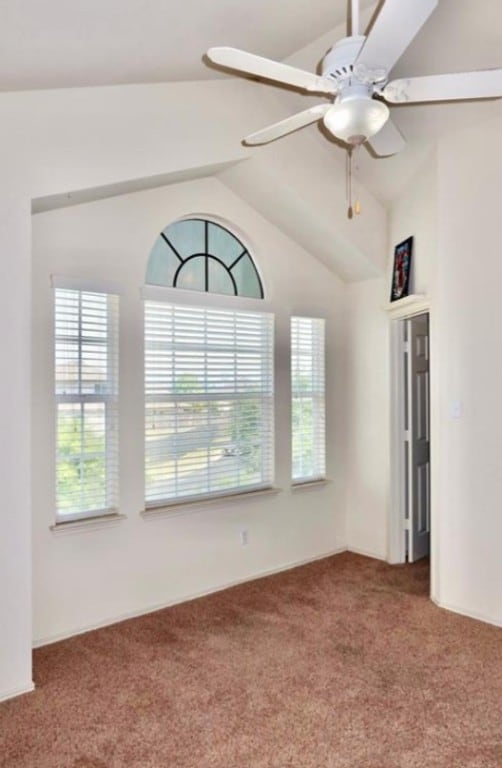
<box><xmin>404</xmin><ymin>518</ymin><xmax>410</xmax><ymax>530</ymax></box>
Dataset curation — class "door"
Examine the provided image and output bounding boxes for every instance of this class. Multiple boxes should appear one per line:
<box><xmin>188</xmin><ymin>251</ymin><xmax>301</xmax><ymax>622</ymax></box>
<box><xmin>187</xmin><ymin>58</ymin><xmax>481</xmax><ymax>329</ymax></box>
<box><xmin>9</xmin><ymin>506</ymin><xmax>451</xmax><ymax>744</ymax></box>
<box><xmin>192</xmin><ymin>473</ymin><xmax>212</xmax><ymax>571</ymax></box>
<box><xmin>405</xmin><ymin>313</ymin><xmax>430</xmax><ymax>562</ymax></box>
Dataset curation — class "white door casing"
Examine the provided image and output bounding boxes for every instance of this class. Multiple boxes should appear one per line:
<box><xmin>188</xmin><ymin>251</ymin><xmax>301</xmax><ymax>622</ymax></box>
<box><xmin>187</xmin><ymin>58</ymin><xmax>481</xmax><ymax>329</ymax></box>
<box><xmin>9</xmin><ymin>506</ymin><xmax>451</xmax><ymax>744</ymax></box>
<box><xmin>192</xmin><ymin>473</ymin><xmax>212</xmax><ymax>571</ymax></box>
<box><xmin>387</xmin><ymin>297</ymin><xmax>431</xmax><ymax>566</ymax></box>
<box><xmin>406</xmin><ymin>313</ymin><xmax>430</xmax><ymax>562</ymax></box>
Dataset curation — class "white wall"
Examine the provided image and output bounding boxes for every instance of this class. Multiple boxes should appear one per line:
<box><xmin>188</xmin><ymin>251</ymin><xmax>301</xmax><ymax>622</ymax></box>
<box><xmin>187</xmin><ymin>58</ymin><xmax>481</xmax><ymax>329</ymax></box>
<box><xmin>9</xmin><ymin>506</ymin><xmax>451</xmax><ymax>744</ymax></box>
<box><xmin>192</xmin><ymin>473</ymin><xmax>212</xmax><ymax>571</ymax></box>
<box><xmin>345</xmin><ymin>278</ymin><xmax>390</xmax><ymax>560</ymax></box>
<box><xmin>31</xmin><ymin>176</ymin><xmax>348</xmax><ymax>644</ymax></box>
<box><xmin>389</xmin><ymin>150</ymin><xmax>437</xmax><ymax>298</ymax></box>
<box><xmin>344</xmin><ymin>151</ymin><xmax>438</xmax><ymax>562</ymax></box>
<box><xmin>432</xmin><ymin>118</ymin><xmax>502</xmax><ymax>626</ymax></box>
<box><xmin>0</xmin><ymin>188</ymin><xmax>34</xmax><ymax>701</ymax></box>
<box><xmin>388</xmin><ymin>128</ymin><xmax>502</xmax><ymax>627</ymax></box>
<box><xmin>4</xmin><ymin>67</ymin><xmax>501</xmax><ymax>703</ymax></box>
<box><xmin>0</xmin><ymin>76</ymin><xmax>386</xmax><ymax>699</ymax></box>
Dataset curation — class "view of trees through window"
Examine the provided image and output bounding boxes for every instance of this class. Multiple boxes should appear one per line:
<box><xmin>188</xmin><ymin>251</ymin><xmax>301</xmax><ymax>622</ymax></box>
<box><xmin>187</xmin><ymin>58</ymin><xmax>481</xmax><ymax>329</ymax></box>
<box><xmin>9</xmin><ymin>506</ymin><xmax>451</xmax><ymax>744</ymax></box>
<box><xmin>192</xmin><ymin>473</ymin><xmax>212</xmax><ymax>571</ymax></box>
<box><xmin>291</xmin><ymin>317</ymin><xmax>326</xmax><ymax>482</ymax></box>
<box><xmin>56</xmin><ymin>403</ymin><xmax>107</xmax><ymax>514</ymax></box>
<box><xmin>145</xmin><ymin>395</ymin><xmax>264</xmax><ymax>502</ymax></box>
<box><xmin>53</xmin><ymin>231</ymin><xmax>329</xmax><ymax>522</ymax></box>
<box><xmin>292</xmin><ymin>392</ymin><xmax>315</xmax><ymax>478</ymax></box>
<box><xmin>54</xmin><ymin>287</ymin><xmax>118</xmax><ymax>520</ymax></box>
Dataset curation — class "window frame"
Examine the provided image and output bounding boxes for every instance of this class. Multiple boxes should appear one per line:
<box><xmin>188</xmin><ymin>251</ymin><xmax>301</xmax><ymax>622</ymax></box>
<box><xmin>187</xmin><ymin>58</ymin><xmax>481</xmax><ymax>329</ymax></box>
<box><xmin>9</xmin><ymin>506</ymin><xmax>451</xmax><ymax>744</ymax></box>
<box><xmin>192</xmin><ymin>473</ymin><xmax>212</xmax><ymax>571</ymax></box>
<box><xmin>143</xmin><ymin>291</ymin><xmax>274</xmax><ymax>509</ymax></box>
<box><xmin>145</xmin><ymin>215</ymin><xmax>264</xmax><ymax>299</ymax></box>
<box><xmin>53</xmin><ymin>277</ymin><xmax>120</xmax><ymax>524</ymax></box>
<box><xmin>291</xmin><ymin>315</ymin><xmax>326</xmax><ymax>485</ymax></box>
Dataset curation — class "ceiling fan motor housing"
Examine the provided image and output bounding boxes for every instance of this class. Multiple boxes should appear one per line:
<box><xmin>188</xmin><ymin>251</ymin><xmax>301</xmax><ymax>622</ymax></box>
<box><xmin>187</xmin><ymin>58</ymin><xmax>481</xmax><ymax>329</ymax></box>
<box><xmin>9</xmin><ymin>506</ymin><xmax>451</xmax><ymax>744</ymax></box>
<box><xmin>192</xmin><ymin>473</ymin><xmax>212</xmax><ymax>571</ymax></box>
<box><xmin>321</xmin><ymin>35</ymin><xmax>365</xmax><ymax>84</ymax></box>
<box><xmin>323</xmin><ymin>83</ymin><xmax>390</xmax><ymax>146</ymax></box>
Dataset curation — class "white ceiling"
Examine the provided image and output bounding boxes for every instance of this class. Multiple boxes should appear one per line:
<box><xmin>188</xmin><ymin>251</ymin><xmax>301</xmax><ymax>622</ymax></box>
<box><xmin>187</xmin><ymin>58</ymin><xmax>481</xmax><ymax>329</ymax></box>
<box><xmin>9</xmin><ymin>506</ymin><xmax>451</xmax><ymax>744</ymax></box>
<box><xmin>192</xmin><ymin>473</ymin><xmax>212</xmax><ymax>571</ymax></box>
<box><xmin>0</xmin><ymin>0</ymin><xmax>374</xmax><ymax>91</ymax></box>
<box><xmin>1</xmin><ymin>0</ymin><xmax>501</xmax><ymax>92</ymax></box>
<box><xmin>4</xmin><ymin>0</ymin><xmax>502</xmax><ymax>206</ymax></box>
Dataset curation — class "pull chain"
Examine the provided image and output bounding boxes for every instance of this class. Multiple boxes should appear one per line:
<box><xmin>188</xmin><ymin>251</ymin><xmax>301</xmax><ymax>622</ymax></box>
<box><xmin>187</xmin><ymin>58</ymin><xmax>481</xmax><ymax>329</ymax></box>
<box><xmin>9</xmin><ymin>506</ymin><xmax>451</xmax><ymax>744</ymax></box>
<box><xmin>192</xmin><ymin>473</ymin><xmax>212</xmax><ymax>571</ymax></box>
<box><xmin>346</xmin><ymin>146</ymin><xmax>362</xmax><ymax>219</ymax></box>
<box><xmin>346</xmin><ymin>149</ymin><xmax>353</xmax><ymax>219</ymax></box>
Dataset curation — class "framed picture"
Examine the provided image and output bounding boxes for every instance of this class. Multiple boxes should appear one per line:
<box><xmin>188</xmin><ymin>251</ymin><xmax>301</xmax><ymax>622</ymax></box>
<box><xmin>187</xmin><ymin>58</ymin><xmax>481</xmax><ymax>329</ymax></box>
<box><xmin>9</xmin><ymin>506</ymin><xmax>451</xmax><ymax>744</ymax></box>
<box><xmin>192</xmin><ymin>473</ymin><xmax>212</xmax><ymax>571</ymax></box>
<box><xmin>390</xmin><ymin>236</ymin><xmax>413</xmax><ymax>301</ymax></box>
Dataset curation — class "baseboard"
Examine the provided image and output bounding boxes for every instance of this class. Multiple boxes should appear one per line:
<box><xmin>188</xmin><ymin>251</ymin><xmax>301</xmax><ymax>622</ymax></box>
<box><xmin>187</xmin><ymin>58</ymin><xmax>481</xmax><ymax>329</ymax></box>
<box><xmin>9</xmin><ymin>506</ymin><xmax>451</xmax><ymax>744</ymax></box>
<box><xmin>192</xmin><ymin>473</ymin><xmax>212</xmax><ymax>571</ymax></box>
<box><xmin>0</xmin><ymin>681</ymin><xmax>35</xmax><ymax>704</ymax></box>
<box><xmin>346</xmin><ymin>545</ymin><xmax>387</xmax><ymax>562</ymax></box>
<box><xmin>33</xmin><ymin>546</ymin><xmax>347</xmax><ymax>649</ymax></box>
<box><xmin>431</xmin><ymin>597</ymin><xmax>502</xmax><ymax>629</ymax></box>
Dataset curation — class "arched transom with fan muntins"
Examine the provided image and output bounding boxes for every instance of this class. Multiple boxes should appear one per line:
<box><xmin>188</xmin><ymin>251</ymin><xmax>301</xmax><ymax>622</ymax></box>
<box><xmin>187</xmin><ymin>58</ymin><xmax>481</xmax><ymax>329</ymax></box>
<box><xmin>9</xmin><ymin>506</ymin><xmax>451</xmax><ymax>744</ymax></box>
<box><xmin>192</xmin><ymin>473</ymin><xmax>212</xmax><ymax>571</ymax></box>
<box><xmin>146</xmin><ymin>218</ymin><xmax>264</xmax><ymax>299</ymax></box>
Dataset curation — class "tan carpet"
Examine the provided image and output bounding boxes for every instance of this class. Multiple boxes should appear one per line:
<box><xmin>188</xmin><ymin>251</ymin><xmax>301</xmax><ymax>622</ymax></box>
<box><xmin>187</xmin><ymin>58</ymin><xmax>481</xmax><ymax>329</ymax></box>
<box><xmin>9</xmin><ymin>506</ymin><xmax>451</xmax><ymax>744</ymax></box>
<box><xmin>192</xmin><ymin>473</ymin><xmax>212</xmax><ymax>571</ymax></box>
<box><xmin>1</xmin><ymin>553</ymin><xmax>501</xmax><ymax>767</ymax></box>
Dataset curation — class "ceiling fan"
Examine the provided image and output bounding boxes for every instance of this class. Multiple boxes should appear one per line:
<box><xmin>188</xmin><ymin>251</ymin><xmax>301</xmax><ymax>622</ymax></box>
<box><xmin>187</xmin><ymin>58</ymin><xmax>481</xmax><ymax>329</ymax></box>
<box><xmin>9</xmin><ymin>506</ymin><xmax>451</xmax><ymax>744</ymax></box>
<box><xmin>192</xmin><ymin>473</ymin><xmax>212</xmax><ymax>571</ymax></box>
<box><xmin>206</xmin><ymin>0</ymin><xmax>502</xmax><ymax>157</ymax></box>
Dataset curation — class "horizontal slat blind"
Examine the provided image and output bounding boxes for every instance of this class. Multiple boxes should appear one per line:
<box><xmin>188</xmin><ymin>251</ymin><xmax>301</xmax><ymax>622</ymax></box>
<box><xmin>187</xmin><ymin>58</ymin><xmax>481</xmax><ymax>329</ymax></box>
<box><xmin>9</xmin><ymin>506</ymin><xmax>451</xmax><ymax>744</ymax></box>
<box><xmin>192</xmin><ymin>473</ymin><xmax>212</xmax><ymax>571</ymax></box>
<box><xmin>291</xmin><ymin>316</ymin><xmax>326</xmax><ymax>483</ymax></box>
<box><xmin>55</xmin><ymin>288</ymin><xmax>119</xmax><ymax>521</ymax></box>
<box><xmin>145</xmin><ymin>301</ymin><xmax>274</xmax><ymax>505</ymax></box>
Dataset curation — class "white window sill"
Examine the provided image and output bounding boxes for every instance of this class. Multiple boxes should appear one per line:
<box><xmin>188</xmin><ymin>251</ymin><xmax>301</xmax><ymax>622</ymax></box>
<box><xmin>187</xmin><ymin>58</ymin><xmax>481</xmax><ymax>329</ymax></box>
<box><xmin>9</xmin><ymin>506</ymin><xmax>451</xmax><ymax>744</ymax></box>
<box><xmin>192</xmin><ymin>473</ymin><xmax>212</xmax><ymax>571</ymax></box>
<box><xmin>291</xmin><ymin>478</ymin><xmax>329</xmax><ymax>491</ymax></box>
<box><xmin>141</xmin><ymin>486</ymin><xmax>282</xmax><ymax>521</ymax></box>
<box><xmin>50</xmin><ymin>512</ymin><xmax>127</xmax><ymax>535</ymax></box>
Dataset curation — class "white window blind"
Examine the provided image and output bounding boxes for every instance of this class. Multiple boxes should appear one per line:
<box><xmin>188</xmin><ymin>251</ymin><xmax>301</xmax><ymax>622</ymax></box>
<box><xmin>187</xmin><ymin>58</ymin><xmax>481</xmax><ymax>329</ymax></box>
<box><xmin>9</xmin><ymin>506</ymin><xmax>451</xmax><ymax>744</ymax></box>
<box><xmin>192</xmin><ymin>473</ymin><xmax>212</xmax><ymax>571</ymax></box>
<box><xmin>291</xmin><ymin>316</ymin><xmax>326</xmax><ymax>483</ymax></box>
<box><xmin>145</xmin><ymin>301</ymin><xmax>274</xmax><ymax>506</ymax></box>
<box><xmin>54</xmin><ymin>288</ymin><xmax>119</xmax><ymax>521</ymax></box>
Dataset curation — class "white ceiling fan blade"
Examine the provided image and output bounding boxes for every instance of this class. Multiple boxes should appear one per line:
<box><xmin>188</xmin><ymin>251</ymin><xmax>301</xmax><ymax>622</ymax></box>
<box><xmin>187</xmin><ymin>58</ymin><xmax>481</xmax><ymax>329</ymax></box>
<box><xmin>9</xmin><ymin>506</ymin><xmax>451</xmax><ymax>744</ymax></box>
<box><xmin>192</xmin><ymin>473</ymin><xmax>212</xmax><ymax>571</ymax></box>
<box><xmin>207</xmin><ymin>47</ymin><xmax>337</xmax><ymax>95</ymax></box>
<box><xmin>366</xmin><ymin>118</ymin><xmax>406</xmax><ymax>156</ymax></box>
<box><xmin>244</xmin><ymin>105</ymin><xmax>330</xmax><ymax>145</ymax></box>
<box><xmin>355</xmin><ymin>0</ymin><xmax>438</xmax><ymax>77</ymax></box>
<box><xmin>383</xmin><ymin>69</ymin><xmax>502</xmax><ymax>104</ymax></box>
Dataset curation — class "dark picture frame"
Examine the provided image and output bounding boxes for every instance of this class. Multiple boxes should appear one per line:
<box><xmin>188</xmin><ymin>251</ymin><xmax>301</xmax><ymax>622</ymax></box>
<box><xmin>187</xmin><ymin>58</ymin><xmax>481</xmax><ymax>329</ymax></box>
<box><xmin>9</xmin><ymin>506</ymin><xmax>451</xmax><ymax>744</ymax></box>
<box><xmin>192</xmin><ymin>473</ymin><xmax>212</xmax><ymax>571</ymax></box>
<box><xmin>390</xmin><ymin>236</ymin><xmax>413</xmax><ymax>302</ymax></box>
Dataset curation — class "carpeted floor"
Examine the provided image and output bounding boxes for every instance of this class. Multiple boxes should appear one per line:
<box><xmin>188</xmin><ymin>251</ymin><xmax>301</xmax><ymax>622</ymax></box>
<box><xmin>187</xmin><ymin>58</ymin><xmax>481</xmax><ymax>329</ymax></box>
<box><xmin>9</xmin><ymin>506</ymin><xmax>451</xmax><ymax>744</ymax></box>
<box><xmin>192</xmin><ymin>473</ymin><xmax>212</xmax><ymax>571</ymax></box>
<box><xmin>1</xmin><ymin>552</ymin><xmax>501</xmax><ymax>767</ymax></box>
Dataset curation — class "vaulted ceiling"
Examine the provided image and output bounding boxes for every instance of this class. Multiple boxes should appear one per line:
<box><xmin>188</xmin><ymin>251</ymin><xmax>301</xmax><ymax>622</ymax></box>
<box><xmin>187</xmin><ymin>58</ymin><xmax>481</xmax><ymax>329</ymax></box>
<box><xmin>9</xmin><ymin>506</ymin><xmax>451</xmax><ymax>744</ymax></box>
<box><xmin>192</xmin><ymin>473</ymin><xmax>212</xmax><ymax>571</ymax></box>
<box><xmin>3</xmin><ymin>0</ymin><xmax>501</xmax><ymax>94</ymax></box>
<box><xmin>6</xmin><ymin>0</ymin><xmax>502</xmax><ymax>278</ymax></box>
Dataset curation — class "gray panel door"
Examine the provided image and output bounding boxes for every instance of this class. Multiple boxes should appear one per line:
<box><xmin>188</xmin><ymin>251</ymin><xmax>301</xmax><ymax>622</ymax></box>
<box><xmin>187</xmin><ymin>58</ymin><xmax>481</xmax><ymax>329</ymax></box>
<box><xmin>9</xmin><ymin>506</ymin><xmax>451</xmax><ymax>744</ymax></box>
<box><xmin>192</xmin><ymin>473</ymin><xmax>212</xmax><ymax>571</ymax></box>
<box><xmin>407</xmin><ymin>313</ymin><xmax>430</xmax><ymax>562</ymax></box>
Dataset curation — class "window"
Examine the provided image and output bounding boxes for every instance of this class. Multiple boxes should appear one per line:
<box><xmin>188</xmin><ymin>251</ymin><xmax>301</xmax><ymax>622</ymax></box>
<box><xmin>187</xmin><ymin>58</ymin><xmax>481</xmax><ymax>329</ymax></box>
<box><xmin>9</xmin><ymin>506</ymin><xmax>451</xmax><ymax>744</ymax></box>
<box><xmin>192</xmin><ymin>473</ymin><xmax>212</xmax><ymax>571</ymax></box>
<box><xmin>145</xmin><ymin>218</ymin><xmax>263</xmax><ymax>299</ymax></box>
<box><xmin>145</xmin><ymin>301</ymin><xmax>274</xmax><ymax>506</ymax></box>
<box><xmin>54</xmin><ymin>286</ymin><xmax>119</xmax><ymax>522</ymax></box>
<box><xmin>291</xmin><ymin>317</ymin><xmax>326</xmax><ymax>483</ymax></box>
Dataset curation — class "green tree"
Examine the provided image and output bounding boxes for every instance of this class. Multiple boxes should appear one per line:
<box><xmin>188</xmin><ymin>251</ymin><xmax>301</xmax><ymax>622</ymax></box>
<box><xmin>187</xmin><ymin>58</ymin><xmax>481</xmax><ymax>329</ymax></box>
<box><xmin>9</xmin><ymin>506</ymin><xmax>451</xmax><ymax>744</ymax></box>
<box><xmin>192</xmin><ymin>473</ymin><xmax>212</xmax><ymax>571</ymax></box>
<box><xmin>56</xmin><ymin>411</ymin><xmax>106</xmax><ymax>512</ymax></box>
<box><xmin>292</xmin><ymin>397</ymin><xmax>314</xmax><ymax>477</ymax></box>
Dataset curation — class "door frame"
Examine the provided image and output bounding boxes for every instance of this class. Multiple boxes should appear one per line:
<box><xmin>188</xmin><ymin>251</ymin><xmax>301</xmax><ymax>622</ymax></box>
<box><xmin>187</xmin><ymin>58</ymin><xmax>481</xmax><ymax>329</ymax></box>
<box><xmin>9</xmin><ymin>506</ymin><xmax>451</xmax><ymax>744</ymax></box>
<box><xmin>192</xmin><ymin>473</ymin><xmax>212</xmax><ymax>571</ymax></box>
<box><xmin>387</xmin><ymin>297</ymin><xmax>431</xmax><ymax>565</ymax></box>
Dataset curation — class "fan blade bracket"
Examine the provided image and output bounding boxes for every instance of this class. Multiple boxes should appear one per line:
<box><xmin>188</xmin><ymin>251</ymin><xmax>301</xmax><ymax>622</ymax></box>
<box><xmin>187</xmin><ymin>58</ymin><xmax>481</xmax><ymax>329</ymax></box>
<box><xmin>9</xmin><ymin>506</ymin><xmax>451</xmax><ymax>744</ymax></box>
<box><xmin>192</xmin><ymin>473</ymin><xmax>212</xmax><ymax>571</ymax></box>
<box><xmin>355</xmin><ymin>0</ymin><xmax>438</xmax><ymax>77</ymax></box>
<box><xmin>353</xmin><ymin>62</ymin><xmax>388</xmax><ymax>87</ymax></box>
<box><xmin>306</xmin><ymin>77</ymin><xmax>338</xmax><ymax>94</ymax></box>
<box><xmin>382</xmin><ymin>79</ymin><xmax>412</xmax><ymax>103</ymax></box>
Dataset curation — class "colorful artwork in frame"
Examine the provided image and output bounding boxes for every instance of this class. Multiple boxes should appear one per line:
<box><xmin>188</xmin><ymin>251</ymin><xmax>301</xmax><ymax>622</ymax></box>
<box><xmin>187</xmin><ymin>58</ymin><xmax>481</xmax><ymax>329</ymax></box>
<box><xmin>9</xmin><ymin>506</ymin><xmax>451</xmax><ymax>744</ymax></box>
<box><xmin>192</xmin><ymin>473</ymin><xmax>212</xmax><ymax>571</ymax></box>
<box><xmin>390</xmin><ymin>236</ymin><xmax>413</xmax><ymax>302</ymax></box>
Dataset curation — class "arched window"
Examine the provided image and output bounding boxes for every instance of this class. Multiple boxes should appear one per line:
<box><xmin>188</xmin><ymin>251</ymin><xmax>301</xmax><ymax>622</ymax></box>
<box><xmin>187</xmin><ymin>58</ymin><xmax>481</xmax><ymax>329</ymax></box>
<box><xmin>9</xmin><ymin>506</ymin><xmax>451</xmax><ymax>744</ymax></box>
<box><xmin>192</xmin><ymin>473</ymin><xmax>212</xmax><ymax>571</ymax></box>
<box><xmin>145</xmin><ymin>217</ymin><xmax>263</xmax><ymax>299</ymax></box>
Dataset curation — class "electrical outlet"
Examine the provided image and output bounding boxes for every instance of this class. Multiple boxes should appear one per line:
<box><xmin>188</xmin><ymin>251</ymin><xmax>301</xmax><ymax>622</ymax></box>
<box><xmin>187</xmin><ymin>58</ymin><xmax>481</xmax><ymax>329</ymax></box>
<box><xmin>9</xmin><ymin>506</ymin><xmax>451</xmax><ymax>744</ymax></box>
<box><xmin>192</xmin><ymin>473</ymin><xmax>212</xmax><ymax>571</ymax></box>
<box><xmin>240</xmin><ymin>529</ymin><xmax>248</xmax><ymax>546</ymax></box>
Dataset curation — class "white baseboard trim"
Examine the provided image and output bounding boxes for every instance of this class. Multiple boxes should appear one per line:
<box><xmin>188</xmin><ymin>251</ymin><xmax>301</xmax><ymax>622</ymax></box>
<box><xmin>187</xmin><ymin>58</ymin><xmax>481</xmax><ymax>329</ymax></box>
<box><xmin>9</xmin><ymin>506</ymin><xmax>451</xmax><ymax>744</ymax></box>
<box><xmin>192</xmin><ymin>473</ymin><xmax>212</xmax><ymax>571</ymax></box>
<box><xmin>431</xmin><ymin>597</ymin><xmax>502</xmax><ymax>629</ymax></box>
<box><xmin>33</xmin><ymin>546</ymin><xmax>347</xmax><ymax>649</ymax></box>
<box><xmin>347</xmin><ymin>545</ymin><xmax>387</xmax><ymax>562</ymax></box>
<box><xmin>0</xmin><ymin>682</ymin><xmax>35</xmax><ymax>704</ymax></box>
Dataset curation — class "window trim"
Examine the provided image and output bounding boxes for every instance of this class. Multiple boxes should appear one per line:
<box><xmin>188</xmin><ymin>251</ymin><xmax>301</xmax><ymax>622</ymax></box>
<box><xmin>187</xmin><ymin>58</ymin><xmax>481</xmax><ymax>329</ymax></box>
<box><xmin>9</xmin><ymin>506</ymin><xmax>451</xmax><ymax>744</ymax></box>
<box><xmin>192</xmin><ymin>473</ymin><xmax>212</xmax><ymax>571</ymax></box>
<box><xmin>141</xmin><ymin>284</ymin><xmax>272</xmax><ymax>312</ymax></box>
<box><xmin>50</xmin><ymin>512</ymin><xmax>126</xmax><ymax>534</ymax></box>
<box><xmin>145</xmin><ymin>216</ymin><xmax>264</xmax><ymax>299</ymax></box>
<box><xmin>141</xmin><ymin>486</ymin><xmax>282</xmax><ymax>521</ymax></box>
<box><xmin>53</xmin><ymin>283</ymin><xmax>120</xmax><ymax>524</ymax></box>
<box><xmin>144</xmin><ymin>299</ymin><xmax>275</xmax><ymax>508</ymax></box>
<box><xmin>291</xmin><ymin>315</ymin><xmax>326</xmax><ymax>485</ymax></box>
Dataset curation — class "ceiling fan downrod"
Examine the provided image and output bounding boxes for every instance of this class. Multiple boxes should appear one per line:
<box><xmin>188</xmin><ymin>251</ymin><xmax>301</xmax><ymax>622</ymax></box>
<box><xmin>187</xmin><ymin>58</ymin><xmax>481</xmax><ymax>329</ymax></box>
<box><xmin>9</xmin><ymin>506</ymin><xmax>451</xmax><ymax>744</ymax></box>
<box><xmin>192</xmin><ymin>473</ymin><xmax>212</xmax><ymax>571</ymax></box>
<box><xmin>351</xmin><ymin>0</ymin><xmax>360</xmax><ymax>37</ymax></box>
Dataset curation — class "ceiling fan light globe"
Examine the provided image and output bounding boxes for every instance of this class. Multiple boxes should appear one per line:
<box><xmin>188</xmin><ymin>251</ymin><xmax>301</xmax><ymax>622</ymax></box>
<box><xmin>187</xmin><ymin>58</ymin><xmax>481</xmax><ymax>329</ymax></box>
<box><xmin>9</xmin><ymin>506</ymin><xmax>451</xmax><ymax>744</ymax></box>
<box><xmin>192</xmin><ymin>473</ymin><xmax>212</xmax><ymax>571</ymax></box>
<box><xmin>323</xmin><ymin>94</ymin><xmax>389</xmax><ymax>145</ymax></box>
